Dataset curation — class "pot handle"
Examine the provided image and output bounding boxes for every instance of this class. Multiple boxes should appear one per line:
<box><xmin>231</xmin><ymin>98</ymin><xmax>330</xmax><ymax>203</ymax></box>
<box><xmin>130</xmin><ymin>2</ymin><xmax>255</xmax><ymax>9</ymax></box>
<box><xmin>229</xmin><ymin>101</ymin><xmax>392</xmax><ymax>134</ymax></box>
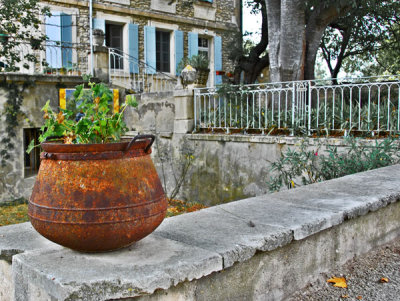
<box><xmin>125</xmin><ymin>134</ymin><xmax>155</xmax><ymax>153</ymax></box>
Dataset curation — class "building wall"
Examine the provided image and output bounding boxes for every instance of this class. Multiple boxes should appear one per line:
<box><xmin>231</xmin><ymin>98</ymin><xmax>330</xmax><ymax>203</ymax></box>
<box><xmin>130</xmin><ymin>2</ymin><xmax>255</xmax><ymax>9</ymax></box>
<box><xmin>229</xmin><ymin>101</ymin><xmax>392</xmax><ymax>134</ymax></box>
<box><xmin>0</xmin><ymin>74</ymin><xmax>84</xmax><ymax>203</ymax></box>
<box><xmin>40</xmin><ymin>0</ymin><xmax>241</xmax><ymax>81</ymax></box>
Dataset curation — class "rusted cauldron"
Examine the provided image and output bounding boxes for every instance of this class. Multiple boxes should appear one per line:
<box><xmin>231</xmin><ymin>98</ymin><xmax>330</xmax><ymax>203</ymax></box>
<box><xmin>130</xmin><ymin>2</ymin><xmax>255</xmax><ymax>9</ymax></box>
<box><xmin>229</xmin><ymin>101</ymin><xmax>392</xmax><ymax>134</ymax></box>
<box><xmin>28</xmin><ymin>135</ymin><xmax>167</xmax><ymax>252</ymax></box>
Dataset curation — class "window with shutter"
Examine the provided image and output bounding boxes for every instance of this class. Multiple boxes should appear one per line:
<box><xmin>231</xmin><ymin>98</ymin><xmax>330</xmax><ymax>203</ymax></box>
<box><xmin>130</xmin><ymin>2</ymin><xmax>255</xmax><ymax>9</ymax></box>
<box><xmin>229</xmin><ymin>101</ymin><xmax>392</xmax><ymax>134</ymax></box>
<box><xmin>128</xmin><ymin>23</ymin><xmax>139</xmax><ymax>73</ymax></box>
<box><xmin>175</xmin><ymin>30</ymin><xmax>183</xmax><ymax>75</ymax></box>
<box><xmin>188</xmin><ymin>32</ymin><xmax>198</xmax><ymax>58</ymax></box>
<box><xmin>214</xmin><ymin>35</ymin><xmax>222</xmax><ymax>85</ymax></box>
<box><xmin>46</xmin><ymin>12</ymin><xmax>72</xmax><ymax>69</ymax></box>
<box><xmin>61</xmin><ymin>14</ymin><xmax>72</xmax><ymax>69</ymax></box>
<box><xmin>144</xmin><ymin>26</ymin><xmax>156</xmax><ymax>74</ymax></box>
<box><xmin>46</xmin><ymin>12</ymin><xmax>62</xmax><ymax>68</ymax></box>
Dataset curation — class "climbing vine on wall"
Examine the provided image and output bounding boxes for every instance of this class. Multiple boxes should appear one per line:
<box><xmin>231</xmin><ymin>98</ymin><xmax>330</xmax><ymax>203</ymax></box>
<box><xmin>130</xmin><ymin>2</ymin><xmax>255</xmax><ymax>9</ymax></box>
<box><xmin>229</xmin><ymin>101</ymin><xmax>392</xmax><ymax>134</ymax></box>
<box><xmin>0</xmin><ymin>80</ymin><xmax>32</xmax><ymax>166</ymax></box>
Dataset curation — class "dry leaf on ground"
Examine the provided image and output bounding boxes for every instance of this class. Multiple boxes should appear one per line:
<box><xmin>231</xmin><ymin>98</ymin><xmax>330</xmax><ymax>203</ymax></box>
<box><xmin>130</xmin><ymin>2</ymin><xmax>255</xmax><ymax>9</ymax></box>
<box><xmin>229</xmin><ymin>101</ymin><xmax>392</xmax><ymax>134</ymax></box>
<box><xmin>327</xmin><ymin>276</ymin><xmax>348</xmax><ymax>288</ymax></box>
<box><xmin>380</xmin><ymin>277</ymin><xmax>389</xmax><ymax>283</ymax></box>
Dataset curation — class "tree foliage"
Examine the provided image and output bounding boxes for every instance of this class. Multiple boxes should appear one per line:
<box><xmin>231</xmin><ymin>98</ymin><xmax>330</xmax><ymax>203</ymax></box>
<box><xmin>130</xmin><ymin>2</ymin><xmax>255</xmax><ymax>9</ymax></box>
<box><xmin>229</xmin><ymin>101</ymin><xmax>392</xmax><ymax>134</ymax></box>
<box><xmin>0</xmin><ymin>0</ymin><xmax>50</xmax><ymax>71</ymax></box>
<box><xmin>235</xmin><ymin>0</ymin><xmax>399</xmax><ymax>84</ymax></box>
<box><xmin>320</xmin><ymin>0</ymin><xmax>400</xmax><ymax>80</ymax></box>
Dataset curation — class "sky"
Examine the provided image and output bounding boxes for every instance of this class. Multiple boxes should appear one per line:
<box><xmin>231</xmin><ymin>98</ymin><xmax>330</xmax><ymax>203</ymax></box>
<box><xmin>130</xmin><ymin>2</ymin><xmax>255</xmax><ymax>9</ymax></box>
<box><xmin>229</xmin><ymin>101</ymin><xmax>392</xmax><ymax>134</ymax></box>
<box><xmin>242</xmin><ymin>1</ymin><xmax>262</xmax><ymax>43</ymax></box>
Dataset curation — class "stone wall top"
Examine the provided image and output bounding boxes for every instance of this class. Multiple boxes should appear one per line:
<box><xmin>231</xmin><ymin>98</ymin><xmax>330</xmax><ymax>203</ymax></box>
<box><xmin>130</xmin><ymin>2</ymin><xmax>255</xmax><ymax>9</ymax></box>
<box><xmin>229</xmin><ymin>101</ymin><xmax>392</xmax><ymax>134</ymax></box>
<box><xmin>1</xmin><ymin>165</ymin><xmax>400</xmax><ymax>299</ymax></box>
<box><xmin>187</xmin><ymin>133</ymin><xmax>394</xmax><ymax>146</ymax></box>
<box><xmin>0</xmin><ymin>73</ymin><xmax>85</xmax><ymax>85</ymax></box>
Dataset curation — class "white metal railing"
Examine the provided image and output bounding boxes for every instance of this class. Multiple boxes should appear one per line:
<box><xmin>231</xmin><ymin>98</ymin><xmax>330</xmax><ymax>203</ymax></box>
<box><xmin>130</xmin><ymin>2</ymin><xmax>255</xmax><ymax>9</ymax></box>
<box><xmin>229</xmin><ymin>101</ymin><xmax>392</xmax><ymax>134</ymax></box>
<box><xmin>194</xmin><ymin>75</ymin><xmax>400</xmax><ymax>135</ymax></box>
<box><xmin>0</xmin><ymin>41</ymin><xmax>85</xmax><ymax>75</ymax></box>
<box><xmin>109</xmin><ymin>48</ymin><xmax>177</xmax><ymax>93</ymax></box>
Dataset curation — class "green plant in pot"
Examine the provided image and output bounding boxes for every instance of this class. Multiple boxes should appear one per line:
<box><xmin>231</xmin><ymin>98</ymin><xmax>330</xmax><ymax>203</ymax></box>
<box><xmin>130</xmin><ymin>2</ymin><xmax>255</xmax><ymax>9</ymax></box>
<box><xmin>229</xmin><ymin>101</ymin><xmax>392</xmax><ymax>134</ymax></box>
<box><xmin>177</xmin><ymin>54</ymin><xmax>210</xmax><ymax>86</ymax></box>
<box><xmin>27</xmin><ymin>81</ymin><xmax>168</xmax><ymax>252</ymax></box>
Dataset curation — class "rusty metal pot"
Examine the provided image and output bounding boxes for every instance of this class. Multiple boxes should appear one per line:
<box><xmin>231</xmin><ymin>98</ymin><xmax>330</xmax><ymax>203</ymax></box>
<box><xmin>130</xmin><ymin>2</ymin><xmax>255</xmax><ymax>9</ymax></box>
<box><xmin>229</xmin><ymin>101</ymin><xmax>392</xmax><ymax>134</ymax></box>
<box><xmin>28</xmin><ymin>135</ymin><xmax>167</xmax><ymax>252</ymax></box>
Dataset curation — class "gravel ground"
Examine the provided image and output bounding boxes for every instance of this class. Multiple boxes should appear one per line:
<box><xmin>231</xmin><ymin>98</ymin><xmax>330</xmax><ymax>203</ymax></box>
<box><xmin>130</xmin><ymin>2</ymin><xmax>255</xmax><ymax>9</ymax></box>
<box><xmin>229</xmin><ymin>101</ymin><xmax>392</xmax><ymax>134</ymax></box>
<box><xmin>288</xmin><ymin>236</ymin><xmax>400</xmax><ymax>301</ymax></box>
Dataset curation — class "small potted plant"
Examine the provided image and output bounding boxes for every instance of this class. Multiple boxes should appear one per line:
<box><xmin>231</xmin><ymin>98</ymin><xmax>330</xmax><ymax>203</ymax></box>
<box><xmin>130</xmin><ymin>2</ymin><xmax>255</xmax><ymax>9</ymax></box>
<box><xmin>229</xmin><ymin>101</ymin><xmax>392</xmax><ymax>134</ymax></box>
<box><xmin>59</xmin><ymin>67</ymin><xmax>67</xmax><ymax>75</ymax></box>
<box><xmin>177</xmin><ymin>54</ymin><xmax>210</xmax><ymax>86</ymax></box>
<box><xmin>43</xmin><ymin>66</ymin><xmax>52</xmax><ymax>74</ymax></box>
<box><xmin>27</xmin><ymin>80</ymin><xmax>168</xmax><ymax>252</ymax></box>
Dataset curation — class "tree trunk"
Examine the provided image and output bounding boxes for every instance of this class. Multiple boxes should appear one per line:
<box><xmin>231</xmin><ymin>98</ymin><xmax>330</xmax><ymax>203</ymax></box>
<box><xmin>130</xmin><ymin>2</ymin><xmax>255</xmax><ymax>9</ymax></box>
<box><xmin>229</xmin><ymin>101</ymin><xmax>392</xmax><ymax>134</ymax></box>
<box><xmin>265</xmin><ymin>0</ymin><xmax>352</xmax><ymax>82</ymax></box>
<box><xmin>279</xmin><ymin>0</ymin><xmax>306</xmax><ymax>81</ymax></box>
<box><xmin>266</xmin><ymin>0</ymin><xmax>281</xmax><ymax>82</ymax></box>
<box><xmin>266</xmin><ymin>0</ymin><xmax>305</xmax><ymax>82</ymax></box>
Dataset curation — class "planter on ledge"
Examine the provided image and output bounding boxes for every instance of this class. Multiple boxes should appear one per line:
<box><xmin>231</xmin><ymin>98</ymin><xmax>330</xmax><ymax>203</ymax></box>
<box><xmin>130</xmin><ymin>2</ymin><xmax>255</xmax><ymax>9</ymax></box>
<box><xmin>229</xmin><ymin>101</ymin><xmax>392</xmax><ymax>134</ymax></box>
<box><xmin>28</xmin><ymin>135</ymin><xmax>167</xmax><ymax>252</ymax></box>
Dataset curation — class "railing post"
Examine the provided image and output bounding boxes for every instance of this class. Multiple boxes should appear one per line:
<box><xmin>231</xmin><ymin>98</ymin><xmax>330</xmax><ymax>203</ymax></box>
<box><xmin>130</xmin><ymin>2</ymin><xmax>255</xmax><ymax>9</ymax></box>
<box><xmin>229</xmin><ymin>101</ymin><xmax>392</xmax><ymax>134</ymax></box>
<box><xmin>108</xmin><ymin>48</ymin><xmax>111</xmax><ymax>84</ymax></box>
<box><xmin>173</xmin><ymin>83</ymin><xmax>195</xmax><ymax>134</ymax></box>
<box><xmin>291</xmin><ymin>82</ymin><xmax>296</xmax><ymax>136</ymax></box>
<box><xmin>87</xmin><ymin>45</ymin><xmax>110</xmax><ymax>83</ymax></box>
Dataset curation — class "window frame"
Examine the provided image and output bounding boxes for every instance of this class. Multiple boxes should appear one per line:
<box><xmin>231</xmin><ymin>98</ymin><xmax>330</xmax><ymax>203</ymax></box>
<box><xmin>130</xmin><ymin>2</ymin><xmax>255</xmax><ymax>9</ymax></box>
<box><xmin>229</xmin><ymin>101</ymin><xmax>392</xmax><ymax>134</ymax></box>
<box><xmin>198</xmin><ymin>36</ymin><xmax>210</xmax><ymax>63</ymax></box>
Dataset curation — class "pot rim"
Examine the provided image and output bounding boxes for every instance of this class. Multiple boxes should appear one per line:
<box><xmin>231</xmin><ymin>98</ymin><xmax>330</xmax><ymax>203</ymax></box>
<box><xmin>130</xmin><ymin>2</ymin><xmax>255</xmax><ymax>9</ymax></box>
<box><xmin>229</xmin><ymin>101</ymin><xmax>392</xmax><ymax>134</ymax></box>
<box><xmin>41</xmin><ymin>137</ymin><xmax>150</xmax><ymax>154</ymax></box>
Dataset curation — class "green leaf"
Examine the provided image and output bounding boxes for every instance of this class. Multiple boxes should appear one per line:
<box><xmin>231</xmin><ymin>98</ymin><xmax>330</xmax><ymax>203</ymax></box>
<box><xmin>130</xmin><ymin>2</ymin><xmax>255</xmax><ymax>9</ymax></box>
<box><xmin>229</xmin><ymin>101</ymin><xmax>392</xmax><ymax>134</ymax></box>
<box><xmin>26</xmin><ymin>139</ymin><xmax>36</xmax><ymax>154</ymax></box>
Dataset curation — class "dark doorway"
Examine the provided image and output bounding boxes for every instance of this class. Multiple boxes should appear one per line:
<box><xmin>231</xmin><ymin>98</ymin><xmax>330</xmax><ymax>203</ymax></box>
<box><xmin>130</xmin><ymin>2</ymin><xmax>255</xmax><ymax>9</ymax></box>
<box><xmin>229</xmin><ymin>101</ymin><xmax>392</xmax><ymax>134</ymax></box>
<box><xmin>106</xmin><ymin>24</ymin><xmax>124</xmax><ymax>69</ymax></box>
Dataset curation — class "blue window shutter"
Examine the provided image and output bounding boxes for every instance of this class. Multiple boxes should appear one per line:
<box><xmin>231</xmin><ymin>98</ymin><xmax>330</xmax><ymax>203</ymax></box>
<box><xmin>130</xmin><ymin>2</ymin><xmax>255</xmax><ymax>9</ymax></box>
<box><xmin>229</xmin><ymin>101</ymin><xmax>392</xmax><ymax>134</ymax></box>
<box><xmin>214</xmin><ymin>35</ymin><xmax>222</xmax><ymax>85</ymax></box>
<box><xmin>61</xmin><ymin>13</ymin><xmax>72</xmax><ymax>68</ymax></box>
<box><xmin>188</xmin><ymin>32</ymin><xmax>198</xmax><ymax>58</ymax></box>
<box><xmin>175</xmin><ymin>30</ymin><xmax>184</xmax><ymax>75</ymax></box>
<box><xmin>144</xmin><ymin>26</ymin><xmax>156</xmax><ymax>74</ymax></box>
<box><xmin>93</xmin><ymin>18</ymin><xmax>106</xmax><ymax>46</ymax></box>
<box><xmin>128</xmin><ymin>23</ymin><xmax>139</xmax><ymax>73</ymax></box>
<box><xmin>46</xmin><ymin>12</ymin><xmax>62</xmax><ymax>68</ymax></box>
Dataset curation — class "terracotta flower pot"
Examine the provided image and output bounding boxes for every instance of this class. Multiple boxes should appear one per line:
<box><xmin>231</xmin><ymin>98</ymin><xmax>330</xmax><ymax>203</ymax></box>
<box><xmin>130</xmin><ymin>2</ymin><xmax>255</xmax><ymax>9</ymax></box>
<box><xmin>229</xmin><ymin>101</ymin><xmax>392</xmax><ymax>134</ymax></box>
<box><xmin>196</xmin><ymin>69</ymin><xmax>210</xmax><ymax>86</ymax></box>
<box><xmin>28</xmin><ymin>135</ymin><xmax>167</xmax><ymax>252</ymax></box>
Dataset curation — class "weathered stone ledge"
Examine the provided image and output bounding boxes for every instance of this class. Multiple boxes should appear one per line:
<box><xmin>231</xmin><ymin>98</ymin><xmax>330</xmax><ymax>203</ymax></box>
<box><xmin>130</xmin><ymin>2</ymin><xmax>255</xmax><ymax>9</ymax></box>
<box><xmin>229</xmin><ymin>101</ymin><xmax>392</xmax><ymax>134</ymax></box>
<box><xmin>0</xmin><ymin>73</ymin><xmax>85</xmax><ymax>85</ymax></box>
<box><xmin>1</xmin><ymin>165</ymin><xmax>400</xmax><ymax>300</ymax></box>
<box><xmin>187</xmin><ymin>133</ymin><xmax>396</xmax><ymax>146</ymax></box>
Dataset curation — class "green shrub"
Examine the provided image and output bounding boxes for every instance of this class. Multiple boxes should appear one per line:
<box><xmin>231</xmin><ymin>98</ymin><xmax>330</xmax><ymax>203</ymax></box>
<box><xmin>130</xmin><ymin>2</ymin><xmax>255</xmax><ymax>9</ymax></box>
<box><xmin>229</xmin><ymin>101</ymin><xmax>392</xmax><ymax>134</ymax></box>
<box><xmin>268</xmin><ymin>137</ymin><xmax>400</xmax><ymax>192</ymax></box>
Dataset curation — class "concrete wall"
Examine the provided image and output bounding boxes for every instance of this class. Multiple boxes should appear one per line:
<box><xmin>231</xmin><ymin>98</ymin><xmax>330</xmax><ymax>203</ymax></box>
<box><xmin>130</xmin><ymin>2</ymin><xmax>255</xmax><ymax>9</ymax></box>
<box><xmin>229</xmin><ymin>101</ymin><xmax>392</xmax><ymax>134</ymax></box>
<box><xmin>148</xmin><ymin>132</ymin><xmax>392</xmax><ymax>206</ymax></box>
<box><xmin>0</xmin><ymin>74</ymin><xmax>84</xmax><ymax>203</ymax></box>
<box><xmin>125</xmin><ymin>91</ymin><xmax>175</xmax><ymax>135</ymax></box>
